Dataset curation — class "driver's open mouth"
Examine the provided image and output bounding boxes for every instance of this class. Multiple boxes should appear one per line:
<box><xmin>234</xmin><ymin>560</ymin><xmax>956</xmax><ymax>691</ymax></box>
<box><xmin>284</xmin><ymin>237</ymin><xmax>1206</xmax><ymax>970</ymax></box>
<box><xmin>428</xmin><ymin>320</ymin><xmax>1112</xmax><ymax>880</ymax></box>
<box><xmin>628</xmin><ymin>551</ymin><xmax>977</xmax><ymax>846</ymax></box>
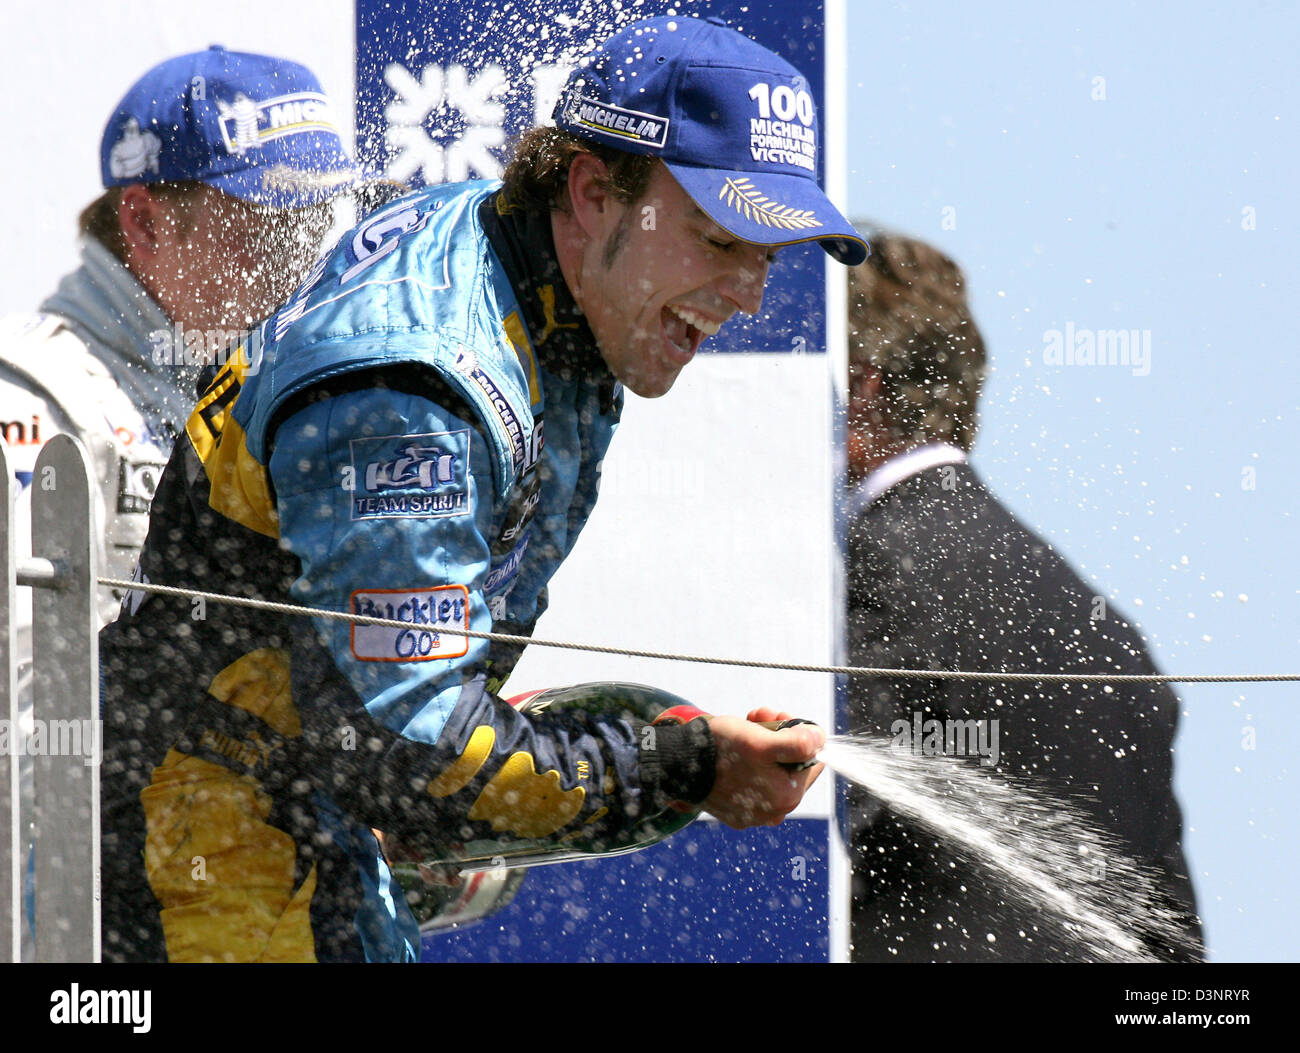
<box><xmin>667</xmin><ymin>304</ymin><xmax>723</xmax><ymax>336</ymax></box>
<box><xmin>663</xmin><ymin>304</ymin><xmax>723</xmax><ymax>361</ymax></box>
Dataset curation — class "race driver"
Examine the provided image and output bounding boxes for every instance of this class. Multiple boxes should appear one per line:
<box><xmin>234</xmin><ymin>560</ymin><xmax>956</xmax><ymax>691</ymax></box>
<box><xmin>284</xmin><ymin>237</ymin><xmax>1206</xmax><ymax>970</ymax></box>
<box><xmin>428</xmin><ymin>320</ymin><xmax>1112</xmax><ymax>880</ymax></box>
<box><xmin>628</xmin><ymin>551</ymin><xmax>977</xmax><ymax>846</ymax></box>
<box><xmin>99</xmin><ymin>15</ymin><xmax>867</xmax><ymax>962</ymax></box>
<box><xmin>2</xmin><ymin>46</ymin><xmax>355</xmax><ymax>704</ymax></box>
<box><xmin>2</xmin><ymin>45</ymin><xmax>356</xmax><ymax>958</ymax></box>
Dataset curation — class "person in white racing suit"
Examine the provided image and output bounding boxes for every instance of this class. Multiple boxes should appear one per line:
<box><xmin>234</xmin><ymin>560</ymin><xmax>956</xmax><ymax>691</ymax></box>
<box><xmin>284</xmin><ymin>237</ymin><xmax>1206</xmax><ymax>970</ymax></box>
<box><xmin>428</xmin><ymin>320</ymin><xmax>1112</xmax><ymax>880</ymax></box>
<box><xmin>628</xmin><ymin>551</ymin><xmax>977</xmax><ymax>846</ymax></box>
<box><xmin>1</xmin><ymin>44</ymin><xmax>358</xmax><ymax>958</ymax></box>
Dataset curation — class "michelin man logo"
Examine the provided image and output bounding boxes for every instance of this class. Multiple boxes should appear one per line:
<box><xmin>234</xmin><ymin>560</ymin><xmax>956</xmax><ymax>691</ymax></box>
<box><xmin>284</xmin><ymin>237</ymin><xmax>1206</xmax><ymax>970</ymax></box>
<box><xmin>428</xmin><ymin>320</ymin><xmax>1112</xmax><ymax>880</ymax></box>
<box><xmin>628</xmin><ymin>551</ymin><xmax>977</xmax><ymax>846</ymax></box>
<box><xmin>383</xmin><ymin>62</ymin><xmax>572</xmax><ymax>185</ymax></box>
<box><xmin>108</xmin><ymin>118</ymin><xmax>162</xmax><ymax>179</ymax></box>
<box><xmin>218</xmin><ymin>93</ymin><xmax>262</xmax><ymax>154</ymax></box>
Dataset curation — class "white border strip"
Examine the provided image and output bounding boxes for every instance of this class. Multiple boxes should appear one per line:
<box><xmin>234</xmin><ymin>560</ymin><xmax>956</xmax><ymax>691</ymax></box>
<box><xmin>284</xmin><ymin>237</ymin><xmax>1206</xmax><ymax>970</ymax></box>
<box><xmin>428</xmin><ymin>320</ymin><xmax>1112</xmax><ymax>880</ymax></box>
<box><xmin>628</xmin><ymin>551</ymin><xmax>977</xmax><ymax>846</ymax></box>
<box><xmin>824</xmin><ymin>0</ymin><xmax>852</xmax><ymax>966</ymax></box>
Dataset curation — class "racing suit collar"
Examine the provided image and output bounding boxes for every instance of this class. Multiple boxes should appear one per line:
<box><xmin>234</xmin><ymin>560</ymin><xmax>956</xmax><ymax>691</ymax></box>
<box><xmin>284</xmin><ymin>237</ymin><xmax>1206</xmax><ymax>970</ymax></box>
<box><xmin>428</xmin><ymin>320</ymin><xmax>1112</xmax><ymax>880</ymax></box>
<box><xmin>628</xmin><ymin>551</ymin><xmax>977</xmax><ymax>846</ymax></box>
<box><xmin>480</xmin><ymin>190</ymin><xmax>614</xmax><ymax>391</ymax></box>
<box><xmin>40</xmin><ymin>237</ymin><xmax>200</xmax><ymax>443</ymax></box>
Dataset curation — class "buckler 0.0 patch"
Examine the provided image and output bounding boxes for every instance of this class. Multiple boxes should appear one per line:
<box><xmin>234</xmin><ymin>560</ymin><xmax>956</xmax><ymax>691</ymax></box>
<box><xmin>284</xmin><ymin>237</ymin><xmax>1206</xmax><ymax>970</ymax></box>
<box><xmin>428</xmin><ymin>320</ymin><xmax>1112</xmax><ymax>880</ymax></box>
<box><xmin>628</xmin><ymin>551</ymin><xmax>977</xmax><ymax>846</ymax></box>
<box><xmin>350</xmin><ymin>585</ymin><xmax>471</xmax><ymax>662</ymax></box>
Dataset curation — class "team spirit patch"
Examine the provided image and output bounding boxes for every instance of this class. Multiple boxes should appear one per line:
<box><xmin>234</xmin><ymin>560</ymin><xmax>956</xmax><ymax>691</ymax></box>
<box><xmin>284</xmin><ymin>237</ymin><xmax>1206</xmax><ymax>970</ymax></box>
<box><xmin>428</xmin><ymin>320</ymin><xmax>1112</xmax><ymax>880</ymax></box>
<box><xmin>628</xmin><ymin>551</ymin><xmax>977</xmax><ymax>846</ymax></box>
<box><xmin>350</xmin><ymin>585</ymin><xmax>471</xmax><ymax>662</ymax></box>
<box><xmin>350</xmin><ymin>429</ymin><xmax>470</xmax><ymax>520</ymax></box>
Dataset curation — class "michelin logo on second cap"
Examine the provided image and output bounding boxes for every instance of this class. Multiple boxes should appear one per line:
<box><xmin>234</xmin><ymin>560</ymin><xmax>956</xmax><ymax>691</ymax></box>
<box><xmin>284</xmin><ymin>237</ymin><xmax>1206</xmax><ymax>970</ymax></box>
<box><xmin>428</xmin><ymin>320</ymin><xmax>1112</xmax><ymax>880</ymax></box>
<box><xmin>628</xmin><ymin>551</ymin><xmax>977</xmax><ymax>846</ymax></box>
<box><xmin>108</xmin><ymin>119</ymin><xmax>162</xmax><ymax>179</ymax></box>
<box><xmin>216</xmin><ymin>90</ymin><xmax>340</xmax><ymax>156</ymax></box>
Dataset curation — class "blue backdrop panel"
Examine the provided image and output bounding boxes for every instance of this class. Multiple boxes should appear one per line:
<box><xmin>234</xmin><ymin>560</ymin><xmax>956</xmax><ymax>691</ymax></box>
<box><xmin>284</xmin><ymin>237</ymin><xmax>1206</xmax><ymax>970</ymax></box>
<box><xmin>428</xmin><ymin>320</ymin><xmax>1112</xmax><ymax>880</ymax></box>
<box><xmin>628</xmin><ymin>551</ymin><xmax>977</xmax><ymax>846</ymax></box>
<box><xmin>355</xmin><ymin>0</ymin><xmax>827</xmax><ymax>355</ymax></box>
<box><xmin>422</xmin><ymin>818</ymin><xmax>828</xmax><ymax>962</ymax></box>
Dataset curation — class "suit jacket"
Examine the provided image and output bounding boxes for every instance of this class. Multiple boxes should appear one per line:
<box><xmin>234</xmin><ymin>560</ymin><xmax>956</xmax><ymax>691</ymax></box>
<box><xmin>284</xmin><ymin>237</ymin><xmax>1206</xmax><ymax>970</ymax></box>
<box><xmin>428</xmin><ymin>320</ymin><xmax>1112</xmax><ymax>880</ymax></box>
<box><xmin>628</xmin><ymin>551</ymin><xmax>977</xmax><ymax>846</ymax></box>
<box><xmin>845</xmin><ymin>461</ymin><xmax>1203</xmax><ymax>961</ymax></box>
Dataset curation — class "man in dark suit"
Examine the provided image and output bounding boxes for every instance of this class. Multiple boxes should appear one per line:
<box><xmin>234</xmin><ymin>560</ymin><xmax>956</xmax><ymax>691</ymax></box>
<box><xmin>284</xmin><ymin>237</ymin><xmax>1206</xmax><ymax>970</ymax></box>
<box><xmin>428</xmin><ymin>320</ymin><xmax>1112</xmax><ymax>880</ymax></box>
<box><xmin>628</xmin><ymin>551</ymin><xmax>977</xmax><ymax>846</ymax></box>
<box><xmin>843</xmin><ymin>233</ymin><xmax>1203</xmax><ymax>961</ymax></box>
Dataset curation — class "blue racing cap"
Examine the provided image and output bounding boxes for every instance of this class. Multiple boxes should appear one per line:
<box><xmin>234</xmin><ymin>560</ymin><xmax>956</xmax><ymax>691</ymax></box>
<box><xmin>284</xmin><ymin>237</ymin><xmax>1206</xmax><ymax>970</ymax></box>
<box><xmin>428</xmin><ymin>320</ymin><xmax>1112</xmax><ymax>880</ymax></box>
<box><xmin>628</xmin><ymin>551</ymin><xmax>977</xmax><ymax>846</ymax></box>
<box><xmin>553</xmin><ymin>15</ymin><xmax>868</xmax><ymax>265</ymax></box>
<box><xmin>100</xmin><ymin>45</ymin><xmax>358</xmax><ymax>209</ymax></box>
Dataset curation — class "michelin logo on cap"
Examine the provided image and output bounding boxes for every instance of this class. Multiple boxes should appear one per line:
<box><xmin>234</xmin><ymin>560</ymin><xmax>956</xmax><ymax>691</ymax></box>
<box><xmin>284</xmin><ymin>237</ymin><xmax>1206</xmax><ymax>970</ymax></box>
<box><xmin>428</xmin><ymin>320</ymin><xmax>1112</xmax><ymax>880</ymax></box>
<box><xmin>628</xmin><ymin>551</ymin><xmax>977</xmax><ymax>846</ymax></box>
<box><xmin>259</xmin><ymin>164</ymin><xmax>357</xmax><ymax>195</ymax></box>
<box><xmin>216</xmin><ymin>91</ymin><xmax>340</xmax><ymax>156</ymax></box>
<box><xmin>562</xmin><ymin>95</ymin><xmax>669</xmax><ymax>149</ymax></box>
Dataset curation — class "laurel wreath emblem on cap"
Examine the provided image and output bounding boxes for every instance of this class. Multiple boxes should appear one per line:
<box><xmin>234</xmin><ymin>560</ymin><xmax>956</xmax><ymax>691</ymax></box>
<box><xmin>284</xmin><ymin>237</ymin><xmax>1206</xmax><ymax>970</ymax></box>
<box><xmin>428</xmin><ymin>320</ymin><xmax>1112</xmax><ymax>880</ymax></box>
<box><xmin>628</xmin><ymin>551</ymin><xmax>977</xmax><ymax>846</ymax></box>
<box><xmin>720</xmin><ymin>178</ymin><xmax>823</xmax><ymax>230</ymax></box>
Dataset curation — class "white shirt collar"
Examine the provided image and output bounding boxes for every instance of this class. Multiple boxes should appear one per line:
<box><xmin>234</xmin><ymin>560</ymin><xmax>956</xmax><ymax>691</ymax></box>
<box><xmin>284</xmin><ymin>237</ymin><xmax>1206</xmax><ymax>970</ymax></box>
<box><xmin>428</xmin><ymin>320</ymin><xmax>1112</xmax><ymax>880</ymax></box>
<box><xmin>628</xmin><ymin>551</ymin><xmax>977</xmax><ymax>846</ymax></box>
<box><xmin>846</xmin><ymin>442</ymin><xmax>968</xmax><ymax>519</ymax></box>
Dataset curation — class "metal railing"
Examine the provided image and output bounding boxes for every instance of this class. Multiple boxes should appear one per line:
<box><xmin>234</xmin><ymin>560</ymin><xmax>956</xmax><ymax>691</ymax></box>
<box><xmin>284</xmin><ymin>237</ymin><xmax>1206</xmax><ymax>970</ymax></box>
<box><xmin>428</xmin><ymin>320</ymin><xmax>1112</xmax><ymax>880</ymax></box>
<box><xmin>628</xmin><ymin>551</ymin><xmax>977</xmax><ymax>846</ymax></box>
<box><xmin>0</xmin><ymin>436</ymin><xmax>99</xmax><ymax>962</ymax></box>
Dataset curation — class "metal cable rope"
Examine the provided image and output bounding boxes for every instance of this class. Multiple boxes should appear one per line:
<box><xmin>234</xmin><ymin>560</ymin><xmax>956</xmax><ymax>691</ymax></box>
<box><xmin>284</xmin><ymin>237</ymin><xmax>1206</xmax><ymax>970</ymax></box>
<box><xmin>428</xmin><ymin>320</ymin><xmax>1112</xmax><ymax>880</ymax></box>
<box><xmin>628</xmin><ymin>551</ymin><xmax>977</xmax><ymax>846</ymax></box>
<box><xmin>98</xmin><ymin>577</ymin><xmax>1299</xmax><ymax>685</ymax></box>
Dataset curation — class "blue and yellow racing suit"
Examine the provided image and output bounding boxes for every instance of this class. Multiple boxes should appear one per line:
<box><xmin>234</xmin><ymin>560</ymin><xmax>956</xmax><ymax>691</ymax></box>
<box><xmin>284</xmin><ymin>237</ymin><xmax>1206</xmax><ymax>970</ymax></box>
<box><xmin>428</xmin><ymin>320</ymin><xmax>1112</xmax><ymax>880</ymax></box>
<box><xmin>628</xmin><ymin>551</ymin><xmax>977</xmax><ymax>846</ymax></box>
<box><xmin>98</xmin><ymin>181</ymin><xmax>715</xmax><ymax>962</ymax></box>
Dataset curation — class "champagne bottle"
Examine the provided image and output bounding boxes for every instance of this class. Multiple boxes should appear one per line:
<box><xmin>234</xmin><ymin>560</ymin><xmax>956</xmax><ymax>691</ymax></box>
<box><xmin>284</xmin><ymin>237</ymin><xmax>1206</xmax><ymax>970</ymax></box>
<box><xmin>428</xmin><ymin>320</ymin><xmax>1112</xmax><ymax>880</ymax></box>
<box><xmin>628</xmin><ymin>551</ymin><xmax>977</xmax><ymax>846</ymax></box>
<box><xmin>393</xmin><ymin>682</ymin><xmax>706</xmax><ymax>931</ymax></box>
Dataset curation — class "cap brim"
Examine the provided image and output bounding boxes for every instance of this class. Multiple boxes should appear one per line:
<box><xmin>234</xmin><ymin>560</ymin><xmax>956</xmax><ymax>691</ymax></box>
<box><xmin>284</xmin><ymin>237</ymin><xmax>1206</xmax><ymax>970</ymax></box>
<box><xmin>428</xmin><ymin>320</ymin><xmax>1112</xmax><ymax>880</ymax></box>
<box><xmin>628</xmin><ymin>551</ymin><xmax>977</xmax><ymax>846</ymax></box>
<box><xmin>207</xmin><ymin>162</ymin><xmax>363</xmax><ymax>210</ymax></box>
<box><xmin>668</xmin><ymin>162</ymin><xmax>869</xmax><ymax>265</ymax></box>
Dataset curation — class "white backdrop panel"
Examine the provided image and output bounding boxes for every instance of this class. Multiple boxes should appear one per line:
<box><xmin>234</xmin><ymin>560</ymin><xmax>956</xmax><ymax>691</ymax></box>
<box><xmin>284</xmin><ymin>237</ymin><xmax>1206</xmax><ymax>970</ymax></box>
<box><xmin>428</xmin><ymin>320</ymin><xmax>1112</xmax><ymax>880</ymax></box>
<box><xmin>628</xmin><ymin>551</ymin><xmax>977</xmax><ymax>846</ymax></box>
<box><xmin>507</xmin><ymin>352</ymin><xmax>836</xmax><ymax>819</ymax></box>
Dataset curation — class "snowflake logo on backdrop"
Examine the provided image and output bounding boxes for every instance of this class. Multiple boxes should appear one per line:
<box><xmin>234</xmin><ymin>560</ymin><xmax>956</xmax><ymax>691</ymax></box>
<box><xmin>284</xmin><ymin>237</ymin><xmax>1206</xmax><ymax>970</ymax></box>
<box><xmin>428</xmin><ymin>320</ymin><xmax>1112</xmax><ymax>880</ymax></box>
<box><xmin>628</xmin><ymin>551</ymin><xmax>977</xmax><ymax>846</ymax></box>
<box><xmin>383</xmin><ymin>63</ymin><xmax>509</xmax><ymax>183</ymax></box>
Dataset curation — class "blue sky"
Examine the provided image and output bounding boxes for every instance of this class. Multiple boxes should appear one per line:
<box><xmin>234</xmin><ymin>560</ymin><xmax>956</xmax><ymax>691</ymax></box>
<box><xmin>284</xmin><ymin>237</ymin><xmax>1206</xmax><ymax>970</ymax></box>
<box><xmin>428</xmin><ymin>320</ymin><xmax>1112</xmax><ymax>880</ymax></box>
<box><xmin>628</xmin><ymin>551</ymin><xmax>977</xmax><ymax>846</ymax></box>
<box><xmin>840</xmin><ymin>0</ymin><xmax>1297</xmax><ymax>961</ymax></box>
